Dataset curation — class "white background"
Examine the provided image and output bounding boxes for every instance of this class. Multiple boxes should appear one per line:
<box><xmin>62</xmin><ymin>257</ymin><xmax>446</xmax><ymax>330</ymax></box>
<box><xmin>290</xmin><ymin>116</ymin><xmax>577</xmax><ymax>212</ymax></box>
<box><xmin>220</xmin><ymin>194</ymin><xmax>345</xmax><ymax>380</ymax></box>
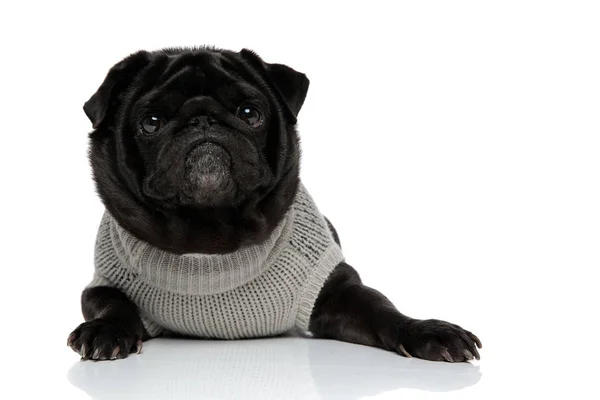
<box><xmin>1</xmin><ymin>1</ymin><xmax>599</xmax><ymax>399</ymax></box>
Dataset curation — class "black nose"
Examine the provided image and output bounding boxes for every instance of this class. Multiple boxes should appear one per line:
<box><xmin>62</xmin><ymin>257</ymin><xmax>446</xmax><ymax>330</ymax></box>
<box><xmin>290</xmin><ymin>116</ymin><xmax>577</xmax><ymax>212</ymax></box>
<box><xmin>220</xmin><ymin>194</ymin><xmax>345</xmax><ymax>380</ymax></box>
<box><xmin>188</xmin><ymin>116</ymin><xmax>216</xmax><ymax>127</ymax></box>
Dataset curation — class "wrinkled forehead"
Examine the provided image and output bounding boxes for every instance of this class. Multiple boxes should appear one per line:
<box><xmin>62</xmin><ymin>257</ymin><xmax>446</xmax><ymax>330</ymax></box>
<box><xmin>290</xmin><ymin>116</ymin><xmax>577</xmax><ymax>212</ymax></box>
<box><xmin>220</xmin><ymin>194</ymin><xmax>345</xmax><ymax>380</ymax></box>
<box><xmin>156</xmin><ymin>50</ymin><xmax>240</xmax><ymax>86</ymax></box>
<box><xmin>132</xmin><ymin>50</ymin><xmax>264</xmax><ymax>104</ymax></box>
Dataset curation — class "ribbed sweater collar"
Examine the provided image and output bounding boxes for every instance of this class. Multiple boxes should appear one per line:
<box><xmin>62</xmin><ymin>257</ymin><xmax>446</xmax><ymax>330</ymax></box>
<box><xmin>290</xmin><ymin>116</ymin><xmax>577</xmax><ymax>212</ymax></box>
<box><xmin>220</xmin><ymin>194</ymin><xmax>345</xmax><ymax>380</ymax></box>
<box><xmin>106</xmin><ymin>207</ymin><xmax>296</xmax><ymax>296</ymax></box>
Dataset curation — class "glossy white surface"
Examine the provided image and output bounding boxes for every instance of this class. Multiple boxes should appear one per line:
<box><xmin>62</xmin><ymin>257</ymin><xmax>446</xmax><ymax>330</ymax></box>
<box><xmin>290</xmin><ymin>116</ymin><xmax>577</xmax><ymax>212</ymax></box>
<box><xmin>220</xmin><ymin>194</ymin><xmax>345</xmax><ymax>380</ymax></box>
<box><xmin>67</xmin><ymin>337</ymin><xmax>482</xmax><ymax>399</ymax></box>
<box><xmin>12</xmin><ymin>329</ymin><xmax>596</xmax><ymax>399</ymax></box>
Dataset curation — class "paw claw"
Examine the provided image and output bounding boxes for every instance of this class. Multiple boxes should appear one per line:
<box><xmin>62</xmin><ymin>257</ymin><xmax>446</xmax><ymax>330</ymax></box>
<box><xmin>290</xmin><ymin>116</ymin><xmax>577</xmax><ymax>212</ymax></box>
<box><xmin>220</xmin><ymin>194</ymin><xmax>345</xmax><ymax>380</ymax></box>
<box><xmin>463</xmin><ymin>349</ymin><xmax>474</xmax><ymax>360</ymax></box>
<box><xmin>136</xmin><ymin>340</ymin><xmax>143</xmax><ymax>354</ymax></box>
<box><xmin>470</xmin><ymin>333</ymin><xmax>483</xmax><ymax>349</ymax></box>
<box><xmin>398</xmin><ymin>344</ymin><xmax>412</xmax><ymax>358</ymax></box>
<box><xmin>67</xmin><ymin>333</ymin><xmax>76</xmax><ymax>347</ymax></box>
<box><xmin>111</xmin><ymin>346</ymin><xmax>120</xmax><ymax>360</ymax></box>
<box><xmin>80</xmin><ymin>344</ymin><xmax>87</xmax><ymax>358</ymax></box>
<box><xmin>441</xmin><ymin>349</ymin><xmax>454</xmax><ymax>362</ymax></box>
<box><xmin>92</xmin><ymin>348</ymin><xmax>101</xmax><ymax>360</ymax></box>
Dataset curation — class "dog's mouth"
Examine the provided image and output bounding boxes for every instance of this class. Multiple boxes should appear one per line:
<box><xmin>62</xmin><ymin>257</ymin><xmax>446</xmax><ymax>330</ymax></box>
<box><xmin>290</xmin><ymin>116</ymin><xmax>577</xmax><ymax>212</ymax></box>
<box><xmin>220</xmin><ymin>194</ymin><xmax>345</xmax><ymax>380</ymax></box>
<box><xmin>181</xmin><ymin>142</ymin><xmax>237</xmax><ymax>206</ymax></box>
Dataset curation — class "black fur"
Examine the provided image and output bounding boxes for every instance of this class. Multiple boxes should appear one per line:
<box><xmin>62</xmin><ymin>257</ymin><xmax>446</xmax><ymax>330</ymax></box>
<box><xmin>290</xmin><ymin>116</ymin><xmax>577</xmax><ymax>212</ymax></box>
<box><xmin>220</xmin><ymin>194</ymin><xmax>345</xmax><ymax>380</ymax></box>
<box><xmin>310</xmin><ymin>263</ymin><xmax>482</xmax><ymax>362</ymax></box>
<box><xmin>67</xmin><ymin>287</ymin><xmax>146</xmax><ymax>360</ymax></box>
<box><xmin>69</xmin><ymin>46</ymin><xmax>481</xmax><ymax>363</ymax></box>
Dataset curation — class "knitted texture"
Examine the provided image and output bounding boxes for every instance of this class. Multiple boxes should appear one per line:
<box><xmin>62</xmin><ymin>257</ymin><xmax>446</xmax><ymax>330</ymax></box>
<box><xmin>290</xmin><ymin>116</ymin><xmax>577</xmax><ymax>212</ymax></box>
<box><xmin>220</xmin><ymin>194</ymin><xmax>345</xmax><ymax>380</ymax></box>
<box><xmin>87</xmin><ymin>183</ymin><xmax>344</xmax><ymax>339</ymax></box>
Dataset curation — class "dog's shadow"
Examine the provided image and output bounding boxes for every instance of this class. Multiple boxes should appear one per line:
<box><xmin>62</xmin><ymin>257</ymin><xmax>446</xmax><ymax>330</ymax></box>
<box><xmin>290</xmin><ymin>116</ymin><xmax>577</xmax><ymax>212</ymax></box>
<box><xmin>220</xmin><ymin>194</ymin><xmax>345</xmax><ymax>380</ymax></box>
<box><xmin>67</xmin><ymin>335</ymin><xmax>482</xmax><ymax>399</ymax></box>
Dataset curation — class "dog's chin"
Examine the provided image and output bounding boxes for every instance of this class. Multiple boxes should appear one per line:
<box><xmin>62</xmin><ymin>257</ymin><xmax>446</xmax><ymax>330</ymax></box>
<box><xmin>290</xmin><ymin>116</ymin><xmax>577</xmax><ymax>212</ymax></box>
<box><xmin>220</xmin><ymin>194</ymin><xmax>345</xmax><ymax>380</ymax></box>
<box><xmin>181</xmin><ymin>143</ymin><xmax>237</xmax><ymax>208</ymax></box>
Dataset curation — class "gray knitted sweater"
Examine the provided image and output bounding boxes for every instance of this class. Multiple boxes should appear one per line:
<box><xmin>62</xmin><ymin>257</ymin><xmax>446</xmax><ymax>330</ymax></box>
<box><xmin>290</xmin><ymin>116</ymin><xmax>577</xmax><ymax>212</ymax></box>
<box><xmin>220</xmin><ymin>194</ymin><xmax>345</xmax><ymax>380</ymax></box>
<box><xmin>87</xmin><ymin>184</ymin><xmax>344</xmax><ymax>339</ymax></box>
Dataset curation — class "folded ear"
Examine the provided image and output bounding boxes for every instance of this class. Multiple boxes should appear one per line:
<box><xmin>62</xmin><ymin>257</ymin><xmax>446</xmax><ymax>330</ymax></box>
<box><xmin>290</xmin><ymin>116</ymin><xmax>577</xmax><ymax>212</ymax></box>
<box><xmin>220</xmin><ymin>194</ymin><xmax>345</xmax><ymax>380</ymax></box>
<box><xmin>84</xmin><ymin>51</ymin><xmax>151</xmax><ymax>129</ymax></box>
<box><xmin>240</xmin><ymin>49</ymin><xmax>310</xmax><ymax>122</ymax></box>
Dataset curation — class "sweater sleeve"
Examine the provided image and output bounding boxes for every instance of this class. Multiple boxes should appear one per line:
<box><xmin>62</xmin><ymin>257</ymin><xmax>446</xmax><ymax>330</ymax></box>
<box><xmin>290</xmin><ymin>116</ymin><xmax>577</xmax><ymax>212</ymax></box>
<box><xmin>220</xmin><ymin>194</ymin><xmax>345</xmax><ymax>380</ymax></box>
<box><xmin>295</xmin><ymin>243</ymin><xmax>344</xmax><ymax>332</ymax></box>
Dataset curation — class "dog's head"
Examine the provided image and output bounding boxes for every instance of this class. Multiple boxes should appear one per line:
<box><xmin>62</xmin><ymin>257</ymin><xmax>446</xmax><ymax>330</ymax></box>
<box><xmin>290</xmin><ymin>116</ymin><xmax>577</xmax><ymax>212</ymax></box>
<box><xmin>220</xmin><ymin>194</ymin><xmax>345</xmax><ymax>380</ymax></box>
<box><xmin>85</xmin><ymin>47</ymin><xmax>308</xmax><ymax>253</ymax></box>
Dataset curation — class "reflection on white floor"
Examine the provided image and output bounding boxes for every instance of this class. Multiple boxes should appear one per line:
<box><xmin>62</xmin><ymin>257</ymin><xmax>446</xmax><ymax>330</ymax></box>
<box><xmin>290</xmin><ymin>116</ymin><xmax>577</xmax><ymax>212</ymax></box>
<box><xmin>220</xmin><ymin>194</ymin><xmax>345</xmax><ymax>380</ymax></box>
<box><xmin>67</xmin><ymin>336</ymin><xmax>481</xmax><ymax>400</ymax></box>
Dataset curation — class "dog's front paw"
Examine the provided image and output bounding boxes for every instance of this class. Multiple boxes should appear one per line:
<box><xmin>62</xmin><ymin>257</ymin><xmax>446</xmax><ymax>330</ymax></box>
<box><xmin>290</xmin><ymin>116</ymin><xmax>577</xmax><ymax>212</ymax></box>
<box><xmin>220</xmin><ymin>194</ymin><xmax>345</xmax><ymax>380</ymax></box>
<box><xmin>398</xmin><ymin>319</ymin><xmax>482</xmax><ymax>363</ymax></box>
<box><xmin>67</xmin><ymin>318</ymin><xmax>143</xmax><ymax>361</ymax></box>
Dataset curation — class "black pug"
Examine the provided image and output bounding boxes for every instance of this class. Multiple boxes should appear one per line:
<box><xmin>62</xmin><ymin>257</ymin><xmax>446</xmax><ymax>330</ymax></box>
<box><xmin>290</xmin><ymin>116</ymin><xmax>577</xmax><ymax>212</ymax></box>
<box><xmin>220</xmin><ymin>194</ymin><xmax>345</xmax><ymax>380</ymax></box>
<box><xmin>67</xmin><ymin>47</ymin><xmax>481</xmax><ymax>363</ymax></box>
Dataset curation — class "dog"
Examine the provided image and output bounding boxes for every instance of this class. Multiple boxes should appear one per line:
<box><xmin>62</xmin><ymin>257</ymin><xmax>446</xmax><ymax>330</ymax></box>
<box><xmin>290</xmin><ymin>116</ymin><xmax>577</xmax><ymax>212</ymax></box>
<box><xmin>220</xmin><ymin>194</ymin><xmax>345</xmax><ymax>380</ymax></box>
<box><xmin>67</xmin><ymin>46</ymin><xmax>481</xmax><ymax>363</ymax></box>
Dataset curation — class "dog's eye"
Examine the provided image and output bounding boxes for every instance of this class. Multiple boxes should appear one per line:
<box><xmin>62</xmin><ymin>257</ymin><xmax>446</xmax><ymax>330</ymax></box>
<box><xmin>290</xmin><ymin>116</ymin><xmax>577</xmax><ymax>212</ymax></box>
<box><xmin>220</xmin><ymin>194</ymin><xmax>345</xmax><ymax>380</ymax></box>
<box><xmin>140</xmin><ymin>116</ymin><xmax>164</xmax><ymax>135</ymax></box>
<box><xmin>236</xmin><ymin>106</ymin><xmax>263</xmax><ymax>128</ymax></box>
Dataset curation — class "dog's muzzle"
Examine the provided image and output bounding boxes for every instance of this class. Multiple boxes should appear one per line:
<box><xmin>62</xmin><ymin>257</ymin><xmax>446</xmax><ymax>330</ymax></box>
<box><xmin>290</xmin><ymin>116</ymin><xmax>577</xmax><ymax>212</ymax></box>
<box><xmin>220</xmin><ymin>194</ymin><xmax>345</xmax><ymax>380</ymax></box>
<box><xmin>182</xmin><ymin>142</ymin><xmax>236</xmax><ymax>206</ymax></box>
